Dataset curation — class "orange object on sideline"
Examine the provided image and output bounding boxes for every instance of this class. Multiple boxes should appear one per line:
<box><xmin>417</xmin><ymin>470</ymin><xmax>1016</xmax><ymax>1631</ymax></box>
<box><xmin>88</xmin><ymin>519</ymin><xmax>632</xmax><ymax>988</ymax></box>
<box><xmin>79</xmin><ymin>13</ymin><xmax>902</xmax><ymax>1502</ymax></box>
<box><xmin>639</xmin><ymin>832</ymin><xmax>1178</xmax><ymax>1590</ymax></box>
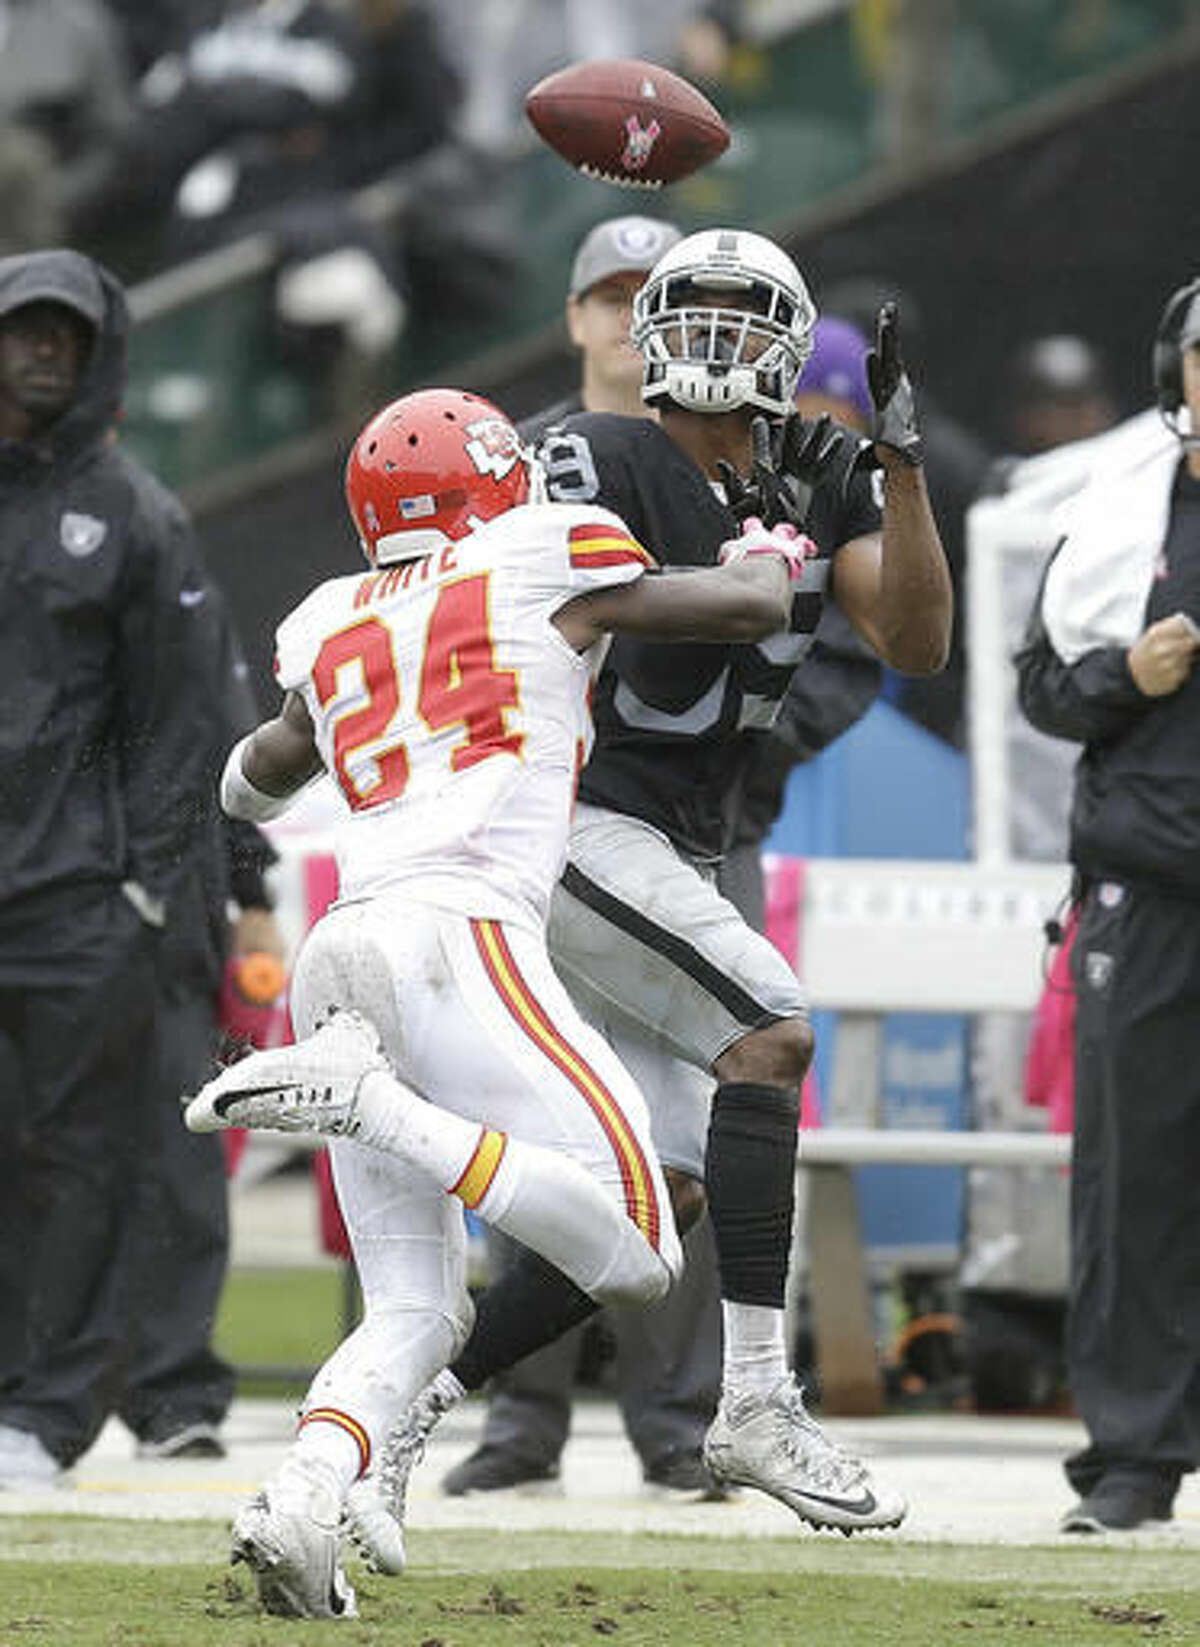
<box><xmin>232</xmin><ymin>950</ymin><xmax>287</xmax><ymax>1004</ymax></box>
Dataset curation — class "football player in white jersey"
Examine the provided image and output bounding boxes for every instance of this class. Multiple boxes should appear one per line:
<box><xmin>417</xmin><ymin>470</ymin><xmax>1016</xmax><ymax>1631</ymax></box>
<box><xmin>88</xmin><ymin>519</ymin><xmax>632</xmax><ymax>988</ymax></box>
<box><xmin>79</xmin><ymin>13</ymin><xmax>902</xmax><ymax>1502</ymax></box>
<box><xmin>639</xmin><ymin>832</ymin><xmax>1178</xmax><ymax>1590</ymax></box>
<box><xmin>184</xmin><ymin>387</ymin><xmax>805</xmax><ymax>1618</ymax></box>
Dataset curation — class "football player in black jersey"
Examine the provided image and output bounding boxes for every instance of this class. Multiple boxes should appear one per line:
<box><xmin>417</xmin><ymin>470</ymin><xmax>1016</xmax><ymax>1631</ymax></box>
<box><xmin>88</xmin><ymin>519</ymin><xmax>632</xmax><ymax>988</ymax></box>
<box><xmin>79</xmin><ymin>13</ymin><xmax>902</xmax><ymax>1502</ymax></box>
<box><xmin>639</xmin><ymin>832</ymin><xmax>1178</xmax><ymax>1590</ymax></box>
<box><xmin>346</xmin><ymin>227</ymin><xmax>950</xmax><ymax>1557</ymax></box>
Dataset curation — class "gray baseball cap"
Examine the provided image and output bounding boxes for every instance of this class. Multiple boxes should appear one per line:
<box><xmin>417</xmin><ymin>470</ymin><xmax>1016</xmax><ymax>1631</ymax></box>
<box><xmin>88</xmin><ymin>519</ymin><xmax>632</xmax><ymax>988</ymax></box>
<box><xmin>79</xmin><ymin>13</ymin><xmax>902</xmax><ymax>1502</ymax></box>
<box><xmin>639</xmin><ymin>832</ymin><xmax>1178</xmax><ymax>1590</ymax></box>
<box><xmin>569</xmin><ymin>216</ymin><xmax>682</xmax><ymax>299</ymax></box>
<box><xmin>1180</xmin><ymin>291</ymin><xmax>1200</xmax><ymax>350</ymax></box>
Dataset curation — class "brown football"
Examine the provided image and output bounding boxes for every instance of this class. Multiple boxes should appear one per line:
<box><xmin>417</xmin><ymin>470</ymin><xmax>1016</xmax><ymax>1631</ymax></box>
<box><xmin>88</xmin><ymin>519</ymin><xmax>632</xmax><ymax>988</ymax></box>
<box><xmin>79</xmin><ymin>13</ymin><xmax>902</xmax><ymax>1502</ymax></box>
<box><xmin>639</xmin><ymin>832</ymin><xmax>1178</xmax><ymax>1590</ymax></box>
<box><xmin>525</xmin><ymin>58</ymin><xmax>730</xmax><ymax>190</ymax></box>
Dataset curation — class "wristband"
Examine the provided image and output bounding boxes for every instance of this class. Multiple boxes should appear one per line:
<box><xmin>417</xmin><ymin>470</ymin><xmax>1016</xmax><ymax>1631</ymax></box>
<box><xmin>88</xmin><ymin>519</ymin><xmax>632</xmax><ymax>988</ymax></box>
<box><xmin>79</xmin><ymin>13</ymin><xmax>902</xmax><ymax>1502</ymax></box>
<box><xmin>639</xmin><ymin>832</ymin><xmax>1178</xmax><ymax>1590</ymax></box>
<box><xmin>719</xmin><ymin>519</ymin><xmax>817</xmax><ymax>582</ymax></box>
<box><xmin>221</xmin><ymin>736</ymin><xmax>294</xmax><ymax>823</ymax></box>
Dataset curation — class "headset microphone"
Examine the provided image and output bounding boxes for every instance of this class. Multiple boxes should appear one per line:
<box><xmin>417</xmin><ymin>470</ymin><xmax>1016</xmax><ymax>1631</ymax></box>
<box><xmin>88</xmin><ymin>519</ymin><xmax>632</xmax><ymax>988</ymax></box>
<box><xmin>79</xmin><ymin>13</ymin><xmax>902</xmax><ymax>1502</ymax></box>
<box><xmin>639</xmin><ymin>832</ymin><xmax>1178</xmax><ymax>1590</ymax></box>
<box><xmin>1153</xmin><ymin>276</ymin><xmax>1200</xmax><ymax>445</ymax></box>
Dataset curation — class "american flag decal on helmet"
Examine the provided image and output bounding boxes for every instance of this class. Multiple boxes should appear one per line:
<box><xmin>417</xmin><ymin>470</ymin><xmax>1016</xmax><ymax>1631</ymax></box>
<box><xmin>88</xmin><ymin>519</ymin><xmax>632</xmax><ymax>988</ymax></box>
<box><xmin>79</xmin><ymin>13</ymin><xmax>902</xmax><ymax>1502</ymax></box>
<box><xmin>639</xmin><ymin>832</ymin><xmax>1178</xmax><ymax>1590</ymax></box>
<box><xmin>399</xmin><ymin>494</ymin><xmax>436</xmax><ymax>520</ymax></box>
<box><xmin>568</xmin><ymin>522</ymin><xmax>656</xmax><ymax>570</ymax></box>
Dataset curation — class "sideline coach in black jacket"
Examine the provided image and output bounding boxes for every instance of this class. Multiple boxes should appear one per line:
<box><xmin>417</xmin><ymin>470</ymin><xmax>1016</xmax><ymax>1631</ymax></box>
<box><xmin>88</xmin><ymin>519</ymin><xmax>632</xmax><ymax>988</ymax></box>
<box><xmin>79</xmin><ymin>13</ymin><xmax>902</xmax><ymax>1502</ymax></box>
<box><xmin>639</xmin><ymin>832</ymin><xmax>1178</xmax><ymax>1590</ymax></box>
<box><xmin>1016</xmin><ymin>277</ymin><xmax>1200</xmax><ymax>1534</ymax></box>
<box><xmin>0</xmin><ymin>248</ymin><xmax>214</xmax><ymax>1483</ymax></box>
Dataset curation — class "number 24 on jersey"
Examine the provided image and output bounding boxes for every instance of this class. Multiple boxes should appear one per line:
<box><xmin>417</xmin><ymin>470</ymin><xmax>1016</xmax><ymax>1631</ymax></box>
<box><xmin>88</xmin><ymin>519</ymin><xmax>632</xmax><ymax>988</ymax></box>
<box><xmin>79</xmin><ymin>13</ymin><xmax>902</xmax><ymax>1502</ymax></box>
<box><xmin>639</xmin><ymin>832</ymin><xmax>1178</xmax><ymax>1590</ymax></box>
<box><xmin>312</xmin><ymin>572</ymin><xmax>523</xmax><ymax>810</ymax></box>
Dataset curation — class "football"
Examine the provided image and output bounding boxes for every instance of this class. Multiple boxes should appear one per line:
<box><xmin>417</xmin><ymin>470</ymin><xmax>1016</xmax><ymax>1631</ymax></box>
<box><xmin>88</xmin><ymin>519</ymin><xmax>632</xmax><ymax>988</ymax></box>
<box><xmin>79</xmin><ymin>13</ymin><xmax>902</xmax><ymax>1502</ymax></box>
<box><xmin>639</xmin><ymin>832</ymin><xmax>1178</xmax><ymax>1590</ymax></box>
<box><xmin>524</xmin><ymin>58</ymin><xmax>730</xmax><ymax>190</ymax></box>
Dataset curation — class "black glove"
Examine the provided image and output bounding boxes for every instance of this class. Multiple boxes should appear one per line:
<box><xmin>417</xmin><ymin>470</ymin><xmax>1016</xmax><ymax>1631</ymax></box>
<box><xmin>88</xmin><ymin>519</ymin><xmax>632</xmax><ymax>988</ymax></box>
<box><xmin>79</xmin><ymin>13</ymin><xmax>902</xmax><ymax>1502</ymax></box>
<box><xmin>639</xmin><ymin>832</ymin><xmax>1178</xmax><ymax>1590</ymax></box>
<box><xmin>716</xmin><ymin>413</ymin><xmax>846</xmax><ymax>530</ymax></box>
<box><xmin>775</xmin><ymin>411</ymin><xmax>848</xmax><ymax>522</ymax></box>
<box><xmin>866</xmin><ymin>301</ymin><xmax>923</xmax><ymax>466</ymax></box>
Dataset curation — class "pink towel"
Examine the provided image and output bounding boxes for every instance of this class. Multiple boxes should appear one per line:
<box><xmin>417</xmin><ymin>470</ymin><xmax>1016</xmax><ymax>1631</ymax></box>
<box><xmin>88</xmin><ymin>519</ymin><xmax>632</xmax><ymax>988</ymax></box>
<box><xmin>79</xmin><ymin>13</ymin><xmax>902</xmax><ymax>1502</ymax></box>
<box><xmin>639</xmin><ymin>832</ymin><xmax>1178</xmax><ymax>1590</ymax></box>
<box><xmin>1023</xmin><ymin>907</ymin><xmax>1078</xmax><ymax>1135</ymax></box>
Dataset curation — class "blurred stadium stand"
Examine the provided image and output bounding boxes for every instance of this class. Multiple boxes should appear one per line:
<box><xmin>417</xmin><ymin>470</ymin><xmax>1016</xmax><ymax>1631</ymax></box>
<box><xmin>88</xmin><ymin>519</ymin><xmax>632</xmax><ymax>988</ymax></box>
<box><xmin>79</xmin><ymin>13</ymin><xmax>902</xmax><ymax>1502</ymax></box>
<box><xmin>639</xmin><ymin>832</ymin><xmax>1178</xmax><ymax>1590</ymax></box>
<box><xmin>113</xmin><ymin>0</ymin><xmax>1200</xmax><ymax>706</ymax></box>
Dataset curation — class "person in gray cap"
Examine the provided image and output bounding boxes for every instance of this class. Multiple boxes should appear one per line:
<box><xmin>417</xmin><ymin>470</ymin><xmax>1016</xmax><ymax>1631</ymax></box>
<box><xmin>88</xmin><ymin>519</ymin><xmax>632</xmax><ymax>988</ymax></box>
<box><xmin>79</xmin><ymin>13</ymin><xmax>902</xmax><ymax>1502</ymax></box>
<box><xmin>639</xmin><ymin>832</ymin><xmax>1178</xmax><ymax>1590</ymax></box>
<box><xmin>0</xmin><ymin>247</ymin><xmax>268</xmax><ymax>1486</ymax></box>
<box><xmin>430</xmin><ymin>213</ymin><xmax>732</xmax><ymax>1505</ymax></box>
<box><xmin>1017</xmin><ymin>274</ymin><xmax>1200</xmax><ymax>1532</ymax></box>
<box><xmin>520</xmin><ymin>215</ymin><xmax>683</xmax><ymax>445</ymax></box>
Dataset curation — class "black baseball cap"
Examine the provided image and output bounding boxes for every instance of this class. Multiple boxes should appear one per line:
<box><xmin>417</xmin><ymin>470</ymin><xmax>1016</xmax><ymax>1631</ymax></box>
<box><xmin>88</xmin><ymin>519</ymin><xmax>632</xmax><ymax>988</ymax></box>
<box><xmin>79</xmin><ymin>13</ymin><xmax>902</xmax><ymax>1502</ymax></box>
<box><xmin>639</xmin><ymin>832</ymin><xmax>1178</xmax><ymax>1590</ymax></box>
<box><xmin>0</xmin><ymin>251</ymin><xmax>106</xmax><ymax>329</ymax></box>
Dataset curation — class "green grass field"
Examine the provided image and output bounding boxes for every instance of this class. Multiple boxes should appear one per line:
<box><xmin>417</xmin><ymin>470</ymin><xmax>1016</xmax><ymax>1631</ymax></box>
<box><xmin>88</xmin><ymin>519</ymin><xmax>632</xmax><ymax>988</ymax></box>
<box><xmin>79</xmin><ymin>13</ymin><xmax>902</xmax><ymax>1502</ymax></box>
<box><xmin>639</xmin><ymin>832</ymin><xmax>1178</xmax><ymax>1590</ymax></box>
<box><xmin>213</xmin><ymin>1265</ymin><xmax>351</xmax><ymax>1396</ymax></box>
<box><xmin>33</xmin><ymin>1268</ymin><xmax>1171</xmax><ymax>1643</ymax></box>
<box><xmin>4</xmin><ymin>1523</ymin><xmax>1200</xmax><ymax>1645</ymax></box>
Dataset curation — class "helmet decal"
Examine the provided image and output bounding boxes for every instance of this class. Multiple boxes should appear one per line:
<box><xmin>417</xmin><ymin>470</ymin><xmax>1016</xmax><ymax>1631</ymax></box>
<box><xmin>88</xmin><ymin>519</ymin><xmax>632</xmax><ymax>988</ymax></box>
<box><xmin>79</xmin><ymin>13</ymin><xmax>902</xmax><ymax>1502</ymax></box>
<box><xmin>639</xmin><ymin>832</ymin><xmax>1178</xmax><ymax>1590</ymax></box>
<box><xmin>464</xmin><ymin>416</ymin><xmax>523</xmax><ymax>481</ymax></box>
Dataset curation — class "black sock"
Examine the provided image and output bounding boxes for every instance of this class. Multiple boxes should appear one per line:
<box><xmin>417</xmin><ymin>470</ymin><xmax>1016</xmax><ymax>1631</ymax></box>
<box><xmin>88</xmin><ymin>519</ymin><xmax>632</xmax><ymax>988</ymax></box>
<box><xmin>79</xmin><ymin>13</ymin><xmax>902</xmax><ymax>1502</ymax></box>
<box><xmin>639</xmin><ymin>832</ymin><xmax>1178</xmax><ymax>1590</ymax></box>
<box><xmin>704</xmin><ymin>1081</ymin><xmax>800</xmax><ymax>1308</ymax></box>
<box><xmin>449</xmin><ymin>1246</ymin><xmax>599</xmax><ymax>1392</ymax></box>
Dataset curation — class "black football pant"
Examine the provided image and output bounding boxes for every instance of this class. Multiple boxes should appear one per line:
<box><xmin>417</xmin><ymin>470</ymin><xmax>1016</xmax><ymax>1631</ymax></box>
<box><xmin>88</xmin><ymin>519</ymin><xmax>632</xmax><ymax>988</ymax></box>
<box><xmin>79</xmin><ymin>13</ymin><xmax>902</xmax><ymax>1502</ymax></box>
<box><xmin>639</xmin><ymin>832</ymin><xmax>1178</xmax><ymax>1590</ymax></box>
<box><xmin>115</xmin><ymin>983</ymin><xmax>234</xmax><ymax>1445</ymax></box>
<box><xmin>0</xmin><ymin>889</ymin><xmax>156</xmax><ymax>1464</ymax></box>
<box><xmin>1065</xmin><ymin>881</ymin><xmax>1200</xmax><ymax>1497</ymax></box>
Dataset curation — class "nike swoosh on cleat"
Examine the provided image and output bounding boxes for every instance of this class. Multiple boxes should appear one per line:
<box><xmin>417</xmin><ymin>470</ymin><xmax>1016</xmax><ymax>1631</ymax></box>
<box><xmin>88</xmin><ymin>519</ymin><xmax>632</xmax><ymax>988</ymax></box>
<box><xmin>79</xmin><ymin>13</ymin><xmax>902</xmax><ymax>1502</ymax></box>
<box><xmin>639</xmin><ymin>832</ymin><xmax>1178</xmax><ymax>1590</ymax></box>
<box><xmin>213</xmin><ymin>1086</ymin><xmax>287</xmax><ymax>1118</ymax></box>
<box><xmin>798</xmin><ymin>1488</ymin><xmax>879</xmax><ymax>1517</ymax></box>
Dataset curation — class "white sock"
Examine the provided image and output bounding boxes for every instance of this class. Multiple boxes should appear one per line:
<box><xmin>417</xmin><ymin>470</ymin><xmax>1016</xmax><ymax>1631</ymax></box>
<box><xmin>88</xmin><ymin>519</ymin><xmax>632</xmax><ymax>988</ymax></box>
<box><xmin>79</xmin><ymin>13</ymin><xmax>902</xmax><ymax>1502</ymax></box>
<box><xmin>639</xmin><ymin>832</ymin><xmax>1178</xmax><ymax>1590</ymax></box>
<box><xmin>353</xmin><ymin>1072</ymin><xmax>670</xmax><ymax>1305</ymax></box>
<box><xmin>354</xmin><ymin>1069</ymin><xmax>491</xmax><ymax>1186</ymax></box>
<box><xmin>291</xmin><ymin>1410</ymin><xmax>370</xmax><ymax>1491</ymax></box>
<box><xmin>471</xmin><ymin>1133</ymin><xmax>671</xmax><ymax>1303</ymax></box>
<box><xmin>721</xmin><ymin>1301</ymin><xmax>789</xmax><ymax>1401</ymax></box>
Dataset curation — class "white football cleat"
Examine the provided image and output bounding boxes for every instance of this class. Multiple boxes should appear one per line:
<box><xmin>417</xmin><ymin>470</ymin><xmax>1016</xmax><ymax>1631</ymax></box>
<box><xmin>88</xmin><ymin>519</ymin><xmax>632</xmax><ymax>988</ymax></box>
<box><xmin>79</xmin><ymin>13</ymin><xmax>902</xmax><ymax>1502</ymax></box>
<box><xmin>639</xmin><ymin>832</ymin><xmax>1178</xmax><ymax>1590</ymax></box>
<box><xmin>342</xmin><ymin>1379</ymin><xmax>459</xmax><ymax>1575</ymax></box>
<box><xmin>343</xmin><ymin>1472</ymin><xmax>406</xmax><ymax>1577</ymax></box>
<box><xmin>185</xmin><ymin>1010</ymin><xmax>387</xmax><ymax>1137</ymax></box>
<box><xmin>231</xmin><ymin>1456</ymin><xmax>358</xmax><ymax>1619</ymax></box>
<box><xmin>703</xmin><ymin>1377</ymin><xmax>906</xmax><ymax>1534</ymax></box>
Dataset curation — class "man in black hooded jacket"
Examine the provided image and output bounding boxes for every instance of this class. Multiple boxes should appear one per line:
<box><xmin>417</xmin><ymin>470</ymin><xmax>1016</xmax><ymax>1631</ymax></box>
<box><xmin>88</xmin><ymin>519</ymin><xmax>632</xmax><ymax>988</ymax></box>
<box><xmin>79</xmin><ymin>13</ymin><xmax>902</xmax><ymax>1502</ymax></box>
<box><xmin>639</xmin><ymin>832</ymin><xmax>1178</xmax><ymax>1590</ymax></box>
<box><xmin>0</xmin><ymin>248</ymin><xmax>219</xmax><ymax>1484</ymax></box>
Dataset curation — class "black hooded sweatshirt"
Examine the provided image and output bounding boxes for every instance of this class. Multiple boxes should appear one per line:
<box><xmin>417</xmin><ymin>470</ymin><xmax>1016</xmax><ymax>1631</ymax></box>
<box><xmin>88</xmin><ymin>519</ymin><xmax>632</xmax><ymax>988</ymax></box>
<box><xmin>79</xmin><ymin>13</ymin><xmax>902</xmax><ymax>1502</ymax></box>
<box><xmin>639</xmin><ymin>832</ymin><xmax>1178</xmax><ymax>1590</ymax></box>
<box><xmin>0</xmin><ymin>248</ymin><xmax>214</xmax><ymax>940</ymax></box>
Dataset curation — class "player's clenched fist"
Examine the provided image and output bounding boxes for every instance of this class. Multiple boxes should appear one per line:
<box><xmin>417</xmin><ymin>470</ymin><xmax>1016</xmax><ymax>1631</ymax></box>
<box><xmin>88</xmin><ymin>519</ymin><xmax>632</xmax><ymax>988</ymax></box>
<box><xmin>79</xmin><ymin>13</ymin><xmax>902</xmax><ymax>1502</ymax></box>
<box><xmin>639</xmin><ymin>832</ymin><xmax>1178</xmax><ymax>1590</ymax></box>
<box><xmin>1127</xmin><ymin>611</ymin><xmax>1200</xmax><ymax>696</ymax></box>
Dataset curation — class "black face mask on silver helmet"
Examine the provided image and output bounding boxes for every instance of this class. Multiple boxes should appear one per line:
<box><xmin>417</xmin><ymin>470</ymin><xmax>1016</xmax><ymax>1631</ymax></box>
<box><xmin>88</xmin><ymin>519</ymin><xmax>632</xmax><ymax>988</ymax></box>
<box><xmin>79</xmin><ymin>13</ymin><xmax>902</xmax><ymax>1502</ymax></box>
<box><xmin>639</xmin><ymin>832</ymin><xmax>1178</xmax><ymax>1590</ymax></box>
<box><xmin>632</xmin><ymin>228</ymin><xmax>816</xmax><ymax>418</ymax></box>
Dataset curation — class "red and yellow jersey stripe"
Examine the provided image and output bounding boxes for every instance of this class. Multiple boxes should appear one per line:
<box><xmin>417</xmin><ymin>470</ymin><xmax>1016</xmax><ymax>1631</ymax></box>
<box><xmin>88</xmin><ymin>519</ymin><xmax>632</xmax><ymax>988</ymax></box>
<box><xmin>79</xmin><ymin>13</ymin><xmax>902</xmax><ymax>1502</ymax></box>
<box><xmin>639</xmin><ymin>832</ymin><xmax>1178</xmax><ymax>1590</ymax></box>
<box><xmin>470</xmin><ymin>918</ymin><xmax>661</xmax><ymax>1250</ymax></box>
<box><xmin>568</xmin><ymin>522</ymin><xmax>657</xmax><ymax>573</ymax></box>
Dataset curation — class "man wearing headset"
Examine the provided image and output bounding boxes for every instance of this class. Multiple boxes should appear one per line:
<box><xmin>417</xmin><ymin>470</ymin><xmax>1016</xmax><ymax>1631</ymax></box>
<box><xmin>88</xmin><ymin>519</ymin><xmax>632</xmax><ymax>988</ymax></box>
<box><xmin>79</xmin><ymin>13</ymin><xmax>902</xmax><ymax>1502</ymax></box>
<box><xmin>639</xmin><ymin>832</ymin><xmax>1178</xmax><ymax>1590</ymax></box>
<box><xmin>1017</xmin><ymin>277</ymin><xmax>1200</xmax><ymax>1533</ymax></box>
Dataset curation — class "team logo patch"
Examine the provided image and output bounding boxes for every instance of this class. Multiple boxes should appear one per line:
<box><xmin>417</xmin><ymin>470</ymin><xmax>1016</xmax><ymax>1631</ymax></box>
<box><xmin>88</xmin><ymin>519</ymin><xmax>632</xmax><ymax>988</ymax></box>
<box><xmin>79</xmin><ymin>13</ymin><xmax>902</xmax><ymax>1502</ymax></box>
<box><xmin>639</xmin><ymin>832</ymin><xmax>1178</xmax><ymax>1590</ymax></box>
<box><xmin>60</xmin><ymin>511</ymin><xmax>107</xmax><ymax>558</ymax></box>
<box><xmin>1084</xmin><ymin>950</ymin><xmax>1113</xmax><ymax>990</ymax></box>
<box><xmin>614</xmin><ymin>220</ymin><xmax>670</xmax><ymax>260</ymax></box>
<box><xmin>622</xmin><ymin>114</ymin><xmax>662</xmax><ymax>173</ymax></box>
<box><xmin>464</xmin><ymin>416</ymin><xmax>521</xmax><ymax>481</ymax></box>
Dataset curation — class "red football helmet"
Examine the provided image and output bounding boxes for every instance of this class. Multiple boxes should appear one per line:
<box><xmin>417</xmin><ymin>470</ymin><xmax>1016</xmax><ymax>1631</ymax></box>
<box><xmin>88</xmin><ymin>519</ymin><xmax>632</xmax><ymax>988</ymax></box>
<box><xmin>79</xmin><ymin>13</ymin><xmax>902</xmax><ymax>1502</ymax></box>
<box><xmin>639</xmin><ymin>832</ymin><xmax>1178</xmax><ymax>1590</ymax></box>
<box><xmin>345</xmin><ymin>388</ymin><xmax>530</xmax><ymax>567</ymax></box>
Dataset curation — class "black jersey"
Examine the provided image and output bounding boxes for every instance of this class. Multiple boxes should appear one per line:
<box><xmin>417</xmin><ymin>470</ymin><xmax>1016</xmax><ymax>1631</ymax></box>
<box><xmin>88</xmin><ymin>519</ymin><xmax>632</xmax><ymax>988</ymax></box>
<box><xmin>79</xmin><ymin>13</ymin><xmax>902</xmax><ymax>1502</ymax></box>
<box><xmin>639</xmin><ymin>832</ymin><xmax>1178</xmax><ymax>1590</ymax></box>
<box><xmin>537</xmin><ymin>411</ymin><xmax>881</xmax><ymax>858</ymax></box>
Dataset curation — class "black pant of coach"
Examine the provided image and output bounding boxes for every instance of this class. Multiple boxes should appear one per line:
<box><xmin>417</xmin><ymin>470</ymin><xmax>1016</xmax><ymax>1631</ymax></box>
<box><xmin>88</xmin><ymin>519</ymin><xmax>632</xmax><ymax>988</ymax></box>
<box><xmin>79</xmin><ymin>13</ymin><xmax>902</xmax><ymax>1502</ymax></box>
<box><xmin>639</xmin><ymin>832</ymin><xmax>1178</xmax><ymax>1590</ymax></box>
<box><xmin>1065</xmin><ymin>879</ymin><xmax>1200</xmax><ymax>1506</ymax></box>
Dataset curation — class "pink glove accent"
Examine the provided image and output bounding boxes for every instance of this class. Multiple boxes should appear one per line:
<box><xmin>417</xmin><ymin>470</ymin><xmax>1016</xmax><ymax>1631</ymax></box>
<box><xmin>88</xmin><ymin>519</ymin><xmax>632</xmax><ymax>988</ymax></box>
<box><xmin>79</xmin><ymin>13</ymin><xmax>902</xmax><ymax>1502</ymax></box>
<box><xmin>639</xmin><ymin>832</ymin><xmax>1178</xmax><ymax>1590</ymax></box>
<box><xmin>718</xmin><ymin>516</ymin><xmax>817</xmax><ymax>581</ymax></box>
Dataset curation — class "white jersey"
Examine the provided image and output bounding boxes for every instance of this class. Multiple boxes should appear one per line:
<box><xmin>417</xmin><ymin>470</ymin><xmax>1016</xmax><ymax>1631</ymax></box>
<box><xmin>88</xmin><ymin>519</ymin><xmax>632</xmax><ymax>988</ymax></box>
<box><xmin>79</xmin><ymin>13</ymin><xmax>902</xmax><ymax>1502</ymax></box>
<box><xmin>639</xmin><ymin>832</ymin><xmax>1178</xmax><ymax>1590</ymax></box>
<box><xmin>274</xmin><ymin>502</ymin><xmax>654</xmax><ymax>927</ymax></box>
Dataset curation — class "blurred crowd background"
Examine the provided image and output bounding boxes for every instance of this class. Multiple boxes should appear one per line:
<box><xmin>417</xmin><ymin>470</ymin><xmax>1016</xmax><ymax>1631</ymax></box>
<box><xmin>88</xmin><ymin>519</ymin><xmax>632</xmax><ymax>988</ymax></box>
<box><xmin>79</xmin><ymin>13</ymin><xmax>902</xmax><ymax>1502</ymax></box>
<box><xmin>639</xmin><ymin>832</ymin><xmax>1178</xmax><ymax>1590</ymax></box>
<box><xmin>5</xmin><ymin>0</ymin><xmax>1196</xmax><ymax>714</ymax></box>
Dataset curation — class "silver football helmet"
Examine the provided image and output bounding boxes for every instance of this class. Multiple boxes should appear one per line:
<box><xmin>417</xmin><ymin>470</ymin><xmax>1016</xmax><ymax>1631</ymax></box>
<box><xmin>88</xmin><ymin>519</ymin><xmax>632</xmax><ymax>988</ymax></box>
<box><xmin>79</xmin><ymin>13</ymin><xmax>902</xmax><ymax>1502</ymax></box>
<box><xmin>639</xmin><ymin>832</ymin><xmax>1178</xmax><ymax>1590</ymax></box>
<box><xmin>632</xmin><ymin>228</ymin><xmax>817</xmax><ymax>417</ymax></box>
